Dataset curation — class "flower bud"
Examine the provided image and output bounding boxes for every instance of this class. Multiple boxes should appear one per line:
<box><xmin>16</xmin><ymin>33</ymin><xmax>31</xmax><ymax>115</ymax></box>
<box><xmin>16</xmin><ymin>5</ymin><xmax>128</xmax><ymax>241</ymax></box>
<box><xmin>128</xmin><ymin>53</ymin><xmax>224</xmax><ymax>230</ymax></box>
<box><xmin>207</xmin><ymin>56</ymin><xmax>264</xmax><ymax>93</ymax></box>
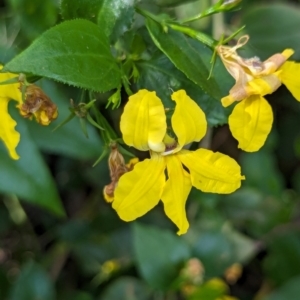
<box><xmin>103</xmin><ymin>143</ymin><xmax>138</xmax><ymax>202</ymax></box>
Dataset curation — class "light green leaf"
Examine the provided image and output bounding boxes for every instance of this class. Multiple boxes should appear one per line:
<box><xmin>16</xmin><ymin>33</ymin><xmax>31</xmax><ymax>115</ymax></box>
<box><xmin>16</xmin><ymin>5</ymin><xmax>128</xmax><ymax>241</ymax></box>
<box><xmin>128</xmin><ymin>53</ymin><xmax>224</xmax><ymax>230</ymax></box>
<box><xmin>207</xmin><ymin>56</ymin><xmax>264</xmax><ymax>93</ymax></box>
<box><xmin>9</xmin><ymin>261</ymin><xmax>55</xmax><ymax>300</ymax></box>
<box><xmin>97</xmin><ymin>0</ymin><xmax>137</xmax><ymax>41</ymax></box>
<box><xmin>133</xmin><ymin>222</ymin><xmax>190</xmax><ymax>289</ymax></box>
<box><xmin>3</xmin><ymin>19</ymin><xmax>121</xmax><ymax>93</ymax></box>
<box><xmin>146</xmin><ymin>17</ymin><xmax>222</xmax><ymax>100</ymax></box>
<box><xmin>0</xmin><ymin>105</ymin><xmax>65</xmax><ymax>216</ymax></box>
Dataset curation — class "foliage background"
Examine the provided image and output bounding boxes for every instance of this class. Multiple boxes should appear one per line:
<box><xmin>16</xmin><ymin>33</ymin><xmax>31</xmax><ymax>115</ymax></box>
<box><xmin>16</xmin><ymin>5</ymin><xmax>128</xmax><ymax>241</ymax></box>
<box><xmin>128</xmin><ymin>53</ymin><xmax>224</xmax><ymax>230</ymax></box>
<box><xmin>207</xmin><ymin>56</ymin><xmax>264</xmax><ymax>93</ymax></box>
<box><xmin>1</xmin><ymin>0</ymin><xmax>300</xmax><ymax>299</ymax></box>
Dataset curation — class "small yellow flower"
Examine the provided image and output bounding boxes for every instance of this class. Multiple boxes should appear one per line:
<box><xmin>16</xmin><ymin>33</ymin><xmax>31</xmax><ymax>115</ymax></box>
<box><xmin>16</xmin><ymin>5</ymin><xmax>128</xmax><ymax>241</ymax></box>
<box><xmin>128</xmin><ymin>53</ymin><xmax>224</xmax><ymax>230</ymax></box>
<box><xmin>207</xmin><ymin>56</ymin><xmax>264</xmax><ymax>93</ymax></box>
<box><xmin>0</xmin><ymin>66</ymin><xmax>22</xmax><ymax>159</ymax></box>
<box><xmin>112</xmin><ymin>89</ymin><xmax>245</xmax><ymax>235</ymax></box>
<box><xmin>217</xmin><ymin>35</ymin><xmax>300</xmax><ymax>152</ymax></box>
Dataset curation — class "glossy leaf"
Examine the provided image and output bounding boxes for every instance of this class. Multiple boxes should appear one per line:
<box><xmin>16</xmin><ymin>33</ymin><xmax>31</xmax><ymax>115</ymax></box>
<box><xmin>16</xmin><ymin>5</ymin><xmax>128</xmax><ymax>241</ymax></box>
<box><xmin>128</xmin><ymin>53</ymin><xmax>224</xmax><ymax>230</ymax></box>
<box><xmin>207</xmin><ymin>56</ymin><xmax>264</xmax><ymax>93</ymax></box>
<box><xmin>146</xmin><ymin>18</ymin><xmax>222</xmax><ymax>100</ymax></box>
<box><xmin>97</xmin><ymin>0</ymin><xmax>137</xmax><ymax>41</ymax></box>
<box><xmin>133</xmin><ymin>222</ymin><xmax>190</xmax><ymax>289</ymax></box>
<box><xmin>3</xmin><ymin>19</ymin><xmax>121</xmax><ymax>93</ymax></box>
<box><xmin>9</xmin><ymin>261</ymin><xmax>55</xmax><ymax>300</ymax></box>
<box><xmin>0</xmin><ymin>105</ymin><xmax>65</xmax><ymax>216</ymax></box>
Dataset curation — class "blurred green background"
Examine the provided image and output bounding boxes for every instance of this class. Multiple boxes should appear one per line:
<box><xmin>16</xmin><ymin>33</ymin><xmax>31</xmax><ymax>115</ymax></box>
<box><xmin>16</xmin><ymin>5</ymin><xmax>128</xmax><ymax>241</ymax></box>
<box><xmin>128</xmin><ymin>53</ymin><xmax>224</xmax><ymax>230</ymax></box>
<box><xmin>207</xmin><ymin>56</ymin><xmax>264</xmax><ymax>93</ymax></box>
<box><xmin>1</xmin><ymin>0</ymin><xmax>300</xmax><ymax>299</ymax></box>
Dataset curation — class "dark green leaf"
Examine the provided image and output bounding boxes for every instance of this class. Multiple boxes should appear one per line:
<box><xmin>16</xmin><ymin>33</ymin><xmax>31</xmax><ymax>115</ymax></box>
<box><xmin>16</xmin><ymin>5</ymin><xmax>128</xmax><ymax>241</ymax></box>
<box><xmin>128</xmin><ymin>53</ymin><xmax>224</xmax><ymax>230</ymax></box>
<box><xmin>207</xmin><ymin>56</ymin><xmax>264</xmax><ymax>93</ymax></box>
<box><xmin>264</xmin><ymin>276</ymin><xmax>300</xmax><ymax>300</ymax></box>
<box><xmin>8</xmin><ymin>0</ymin><xmax>57</xmax><ymax>40</ymax></box>
<box><xmin>97</xmin><ymin>0</ymin><xmax>137</xmax><ymax>42</ymax></box>
<box><xmin>242</xmin><ymin>4</ymin><xmax>300</xmax><ymax>60</ymax></box>
<box><xmin>0</xmin><ymin>105</ymin><xmax>65</xmax><ymax>216</ymax></box>
<box><xmin>133</xmin><ymin>222</ymin><xmax>190</xmax><ymax>289</ymax></box>
<box><xmin>146</xmin><ymin>18</ymin><xmax>222</xmax><ymax>100</ymax></box>
<box><xmin>192</xmin><ymin>223</ymin><xmax>256</xmax><ymax>277</ymax></box>
<box><xmin>100</xmin><ymin>277</ymin><xmax>151</xmax><ymax>300</ymax></box>
<box><xmin>135</xmin><ymin>53</ymin><xmax>230</xmax><ymax>126</ymax></box>
<box><xmin>240</xmin><ymin>150</ymin><xmax>284</xmax><ymax>197</ymax></box>
<box><xmin>220</xmin><ymin>188</ymin><xmax>294</xmax><ymax>238</ymax></box>
<box><xmin>60</xmin><ymin>0</ymin><xmax>100</xmax><ymax>22</ymax></box>
<box><xmin>264</xmin><ymin>231</ymin><xmax>300</xmax><ymax>285</ymax></box>
<box><xmin>9</xmin><ymin>261</ymin><xmax>55</xmax><ymax>300</ymax></box>
<box><xmin>3</xmin><ymin>19</ymin><xmax>121</xmax><ymax>93</ymax></box>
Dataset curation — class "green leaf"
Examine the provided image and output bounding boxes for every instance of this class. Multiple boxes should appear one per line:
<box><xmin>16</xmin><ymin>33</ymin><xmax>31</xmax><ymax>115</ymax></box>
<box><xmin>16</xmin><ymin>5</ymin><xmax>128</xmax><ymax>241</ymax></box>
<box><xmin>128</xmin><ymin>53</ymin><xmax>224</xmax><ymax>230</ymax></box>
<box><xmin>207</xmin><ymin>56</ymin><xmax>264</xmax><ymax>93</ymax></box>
<box><xmin>264</xmin><ymin>231</ymin><xmax>300</xmax><ymax>285</ymax></box>
<box><xmin>135</xmin><ymin>53</ymin><xmax>230</xmax><ymax>126</ymax></box>
<box><xmin>264</xmin><ymin>276</ymin><xmax>300</xmax><ymax>300</ymax></box>
<box><xmin>242</xmin><ymin>4</ymin><xmax>300</xmax><ymax>60</ymax></box>
<box><xmin>9</xmin><ymin>261</ymin><xmax>55</xmax><ymax>300</ymax></box>
<box><xmin>27</xmin><ymin>80</ymin><xmax>102</xmax><ymax>160</ymax></box>
<box><xmin>146</xmin><ymin>18</ymin><xmax>222</xmax><ymax>100</ymax></box>
<box><xmin>0</xmin><ymin>105</ymin><xmax>65</xmax><ymax>216</ymax></box>
<box><xmin>3</xmin><ymin>19</ymin><xmax>121</xmax><ymax>93</ymax></box>
<box><xmin>240</xmin><ymin>150</ymin><xmax>284</xmax><ymax>197</ymax></box>
<box><xmin>100</xmin><ymin>277</ymin><xmax>151</xmax><ymax>300</ymax></box>
<box><xmin>133</xmin><ymin>222</ymin><xmax>190</xmax><ymax>289</ymax></box>
<box><xmin>8</xmin><ymin>0</ymin><xmax>57</xmax><ymax>40</ymax></box>
<box><xmin>60</xmin><ymin>0</ymin><xmax>100</xmax><ymax>22</ymax></box>
<box><xmin>97</xmin><ymin>0</ymin><xmax>137</xmax><ymax>41</ymax></box>
<box><xmin>220</xmin><ymin>188</ymin><xmax>294</xmax><ymax>238</ymax></box>
<box><xmin>192</xmin><ymin>223</ymin><xmax>256</xmax><ymax>277</ymax></box>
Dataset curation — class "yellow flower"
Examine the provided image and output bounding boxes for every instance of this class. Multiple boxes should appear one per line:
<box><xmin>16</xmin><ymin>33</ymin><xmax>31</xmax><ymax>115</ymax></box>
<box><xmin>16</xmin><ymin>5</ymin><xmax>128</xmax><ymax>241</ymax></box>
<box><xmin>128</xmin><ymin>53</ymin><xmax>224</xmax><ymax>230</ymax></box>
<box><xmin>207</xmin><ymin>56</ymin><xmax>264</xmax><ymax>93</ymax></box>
<box><xmin>112</xmin><ymin>89</ymin><xmax>245</xmax><ymax>235</ymax></box>
<box><xmin>0</xmin><ymin>66</ymin><xmax>22</xmax><ymax>159</ymax></box>
<box><xmin>217</xmin><ymin>35</ymin><xmax>300</xmax><ymax>152</ymax></box>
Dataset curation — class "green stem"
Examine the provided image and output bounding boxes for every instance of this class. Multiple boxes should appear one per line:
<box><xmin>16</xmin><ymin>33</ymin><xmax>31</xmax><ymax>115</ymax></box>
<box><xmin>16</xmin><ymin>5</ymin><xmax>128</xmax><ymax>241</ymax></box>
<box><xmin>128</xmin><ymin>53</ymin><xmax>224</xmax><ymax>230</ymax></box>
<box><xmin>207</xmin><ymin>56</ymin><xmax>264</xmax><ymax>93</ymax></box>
<box><xmin>180</xmin><ymin>6</ymin><xmax>219</xmax><ymax>24</ymax></box>
<box><xmin>167</xmin><ymin>22</ymin><xmax>218</xmax><ymax>49</ymax></box>
<box><xmin>135</xmin><ymin>7</ymin><xmax>161</xmax><ymax>23</ymax></box>
<box><xmin>223</xmin><ymin>25</ymin><xmax>246</xmax><ymax>44</ymax></box>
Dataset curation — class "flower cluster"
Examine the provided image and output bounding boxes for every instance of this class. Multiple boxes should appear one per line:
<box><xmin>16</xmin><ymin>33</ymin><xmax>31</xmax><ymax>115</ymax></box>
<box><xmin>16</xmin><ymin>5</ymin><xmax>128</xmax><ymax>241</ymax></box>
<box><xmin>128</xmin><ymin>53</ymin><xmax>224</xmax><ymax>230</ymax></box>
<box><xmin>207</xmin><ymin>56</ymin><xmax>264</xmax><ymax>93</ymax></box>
<box><xmin>217</xmin><ymin>35</ymin><xmax>300</xmax><ymax>151</ymax></box>
<box><xmin>109</xmin><ymin>89</ymin><xmax>245</xmax><ymax>235</ymax></box>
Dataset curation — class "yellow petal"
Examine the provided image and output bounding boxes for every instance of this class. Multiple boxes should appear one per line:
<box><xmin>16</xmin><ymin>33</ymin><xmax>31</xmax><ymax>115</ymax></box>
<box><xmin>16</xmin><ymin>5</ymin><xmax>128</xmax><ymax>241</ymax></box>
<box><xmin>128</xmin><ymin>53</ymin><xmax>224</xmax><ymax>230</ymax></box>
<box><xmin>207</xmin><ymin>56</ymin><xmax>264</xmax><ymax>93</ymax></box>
<box><xmin>171</xmin><ymin>90</ymin><xmax>207</xmax><ymax>147</ymax></box>
<box><xmin>0</xmin><ymin>66</ymin><xmax>22</xmax><ymax>103</ymax></box>
<box><xmin>228</xmin><ymin>95</ymin><xmax>273</xmax><ymax>152</ymax></box>
<box><xmin>282</xmin><ymin>49</ymin><xmax>294</xmax><ymax>60</ymax></box>
<box><xmin>0</xmin><ymin>98</ymin><xmax>20</xmax><ymax>159</ymax></box>
<box><xmin>246</xmin><ymin>74</ymin><xmax>281</xmax><ymax>96</ymax></box>
<box><xmin>120</xmin><ymin>89</ymin><xmax>166</xmax><ymax>152</ymax></box>
<box><xmin>221</xmin><ymin>95</ymin><xmax>236</xmax><ymax>107</ymax></box>
<box><xmin>113</xmin><ymin>154</ymin><xmax>166</xmax><ymax>221</ymax></box>
<box><xmin>178</xmin><ymin>149</ymin><xmax>245</xmax><ymax>194</ymax></box>
<box><xmin>280</xmin><ymin>61</ymin><xmax>300</xmax><ymax>101</ymax></box>
<box><xmin>161</xmin><ymin>155</ymin><xmax>191</xmax><ymax>235</ymax></box>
